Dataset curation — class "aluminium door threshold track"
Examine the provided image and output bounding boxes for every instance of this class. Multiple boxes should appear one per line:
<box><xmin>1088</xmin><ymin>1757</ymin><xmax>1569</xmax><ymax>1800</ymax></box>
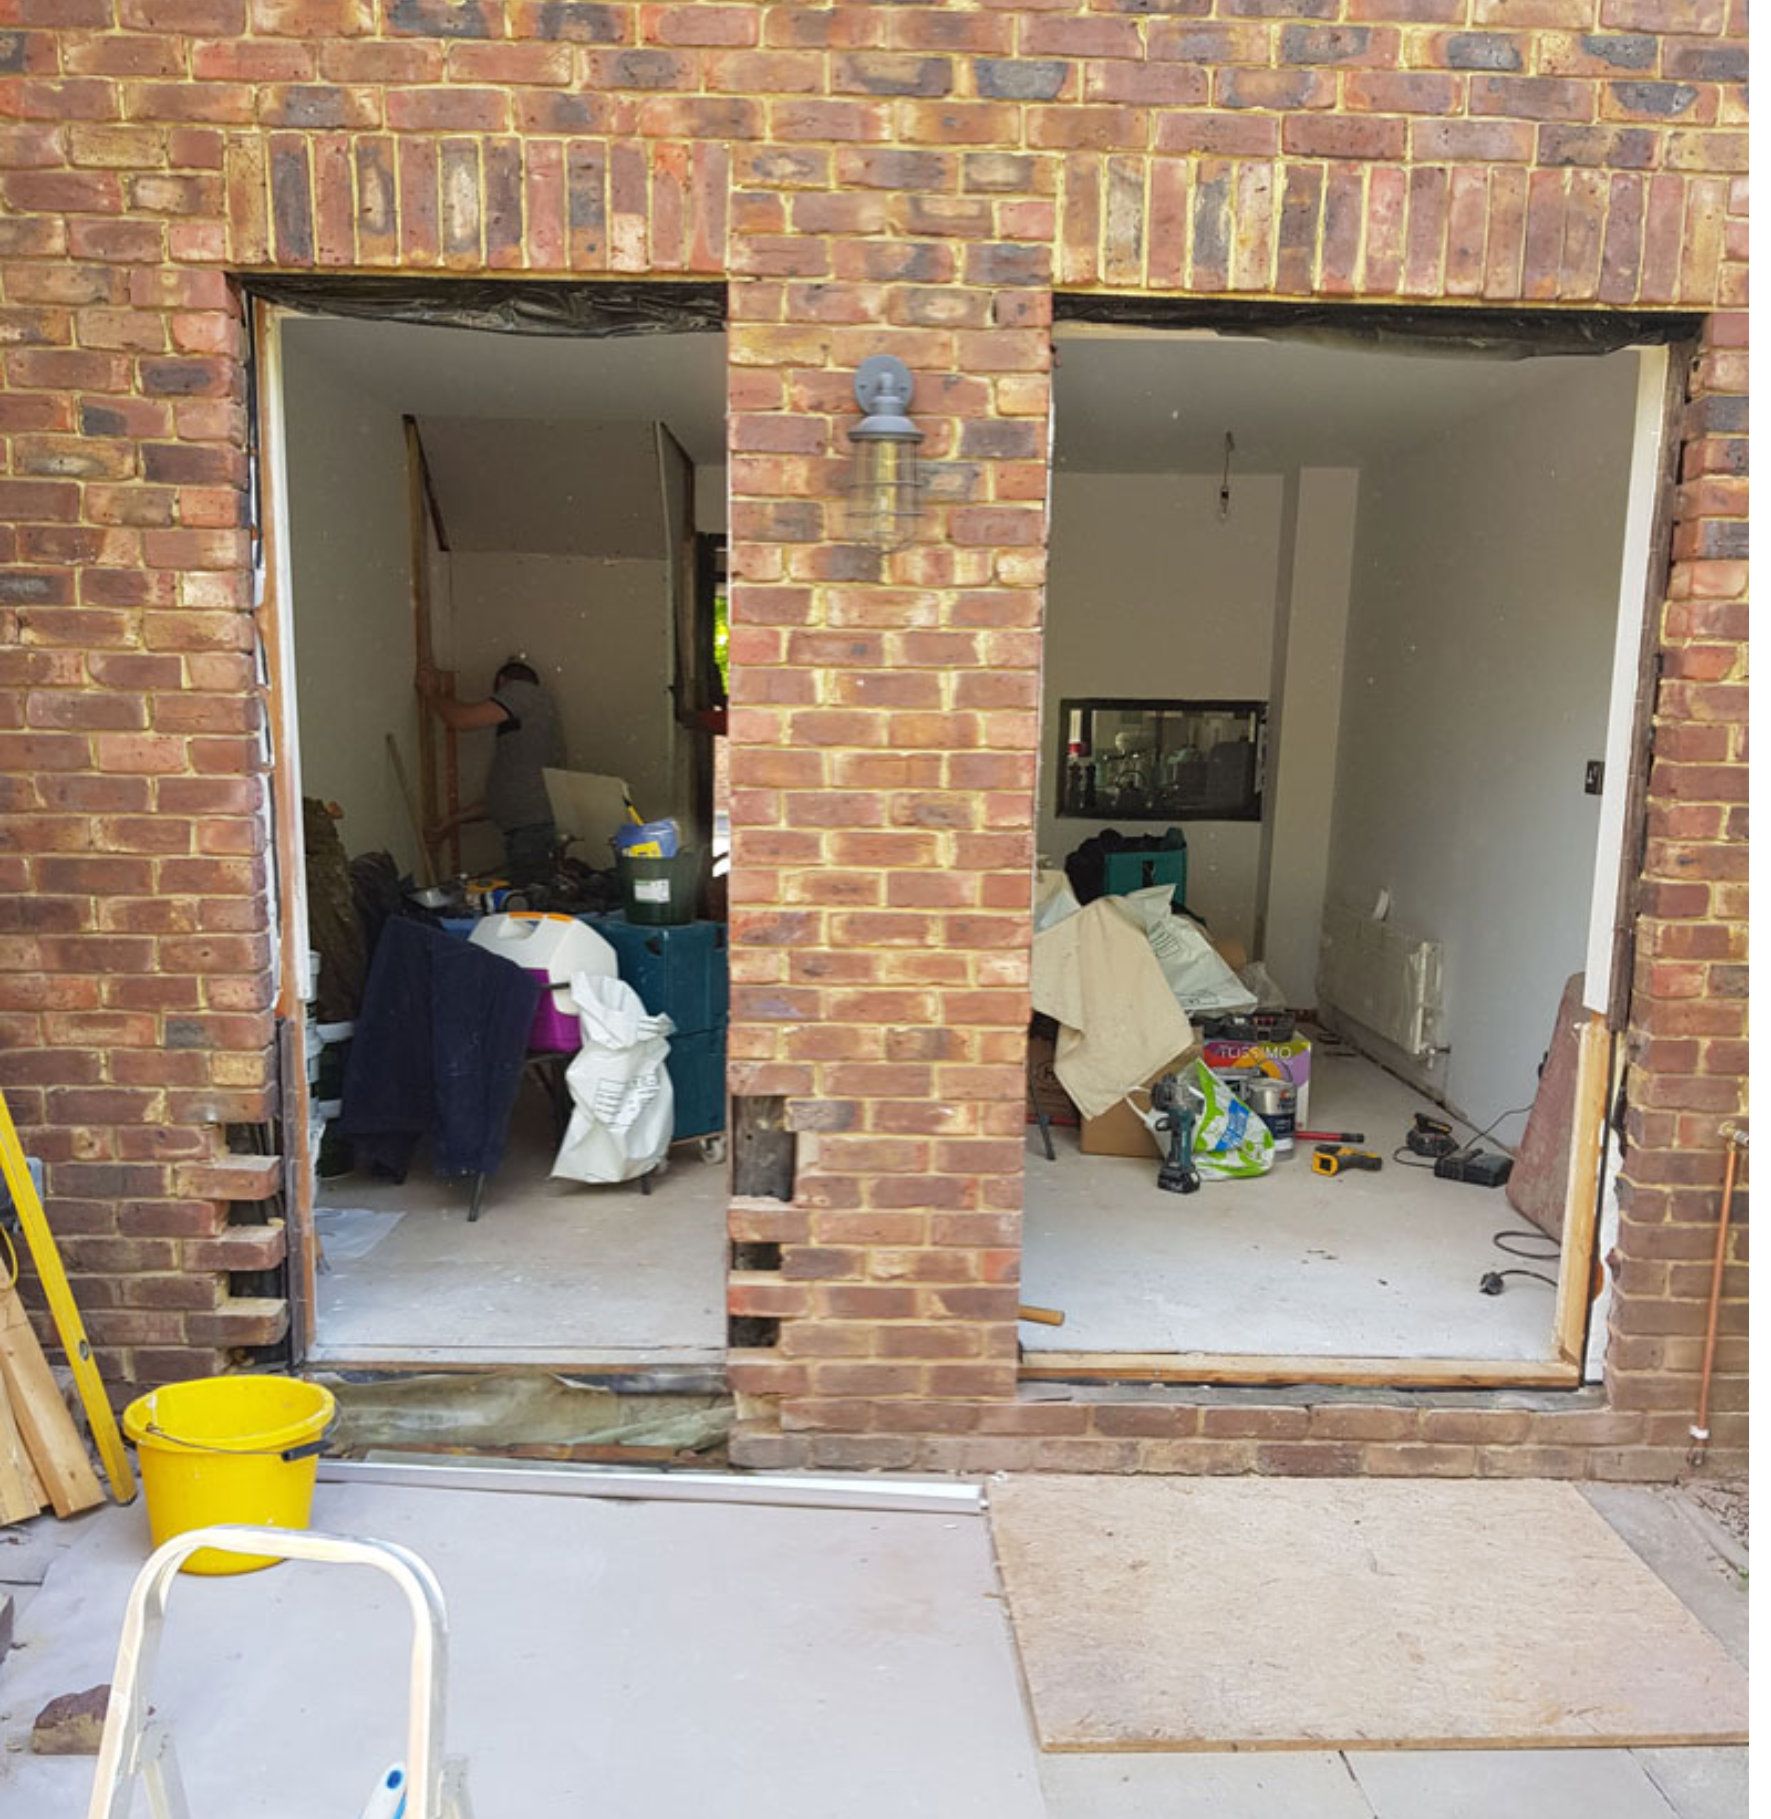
<box><xmin>319</xmin><ymin>1455</ymin><xmax>985</xmax><ymax>1517</ymax></box>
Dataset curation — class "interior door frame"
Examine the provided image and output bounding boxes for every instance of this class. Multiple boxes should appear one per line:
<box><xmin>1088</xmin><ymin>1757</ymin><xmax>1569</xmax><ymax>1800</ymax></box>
<box><xmin>250</xmin><ymin>296</ymin><xmax>320</xmax><ymax>1359</ymax></box>
<box><xmin>1022</xmin><ymin>320</ymin><xmax>1693</xmax><ymax>1392</ymax></box>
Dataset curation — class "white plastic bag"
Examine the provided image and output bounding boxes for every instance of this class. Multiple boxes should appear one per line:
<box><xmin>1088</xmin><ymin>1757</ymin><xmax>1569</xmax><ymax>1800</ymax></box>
<box><xmin>551</xmin><ymin>972</ymin><xmax>675</xmax><ymax>1184</ymax></box>
<box><xmin>1133</xmin><ymin>1059</ymin><xmax>1275</xmax><ymax>1181</ymax></box>
<box><xmin>1113</xmin><ymin>888</ymin><xmax>1258</xmax><ymax>1015</ymax></box>
<box><xmin>1237</xmin><ymin>960</ymin><xmax>1288</xmax><ymax>1010</ymax></box>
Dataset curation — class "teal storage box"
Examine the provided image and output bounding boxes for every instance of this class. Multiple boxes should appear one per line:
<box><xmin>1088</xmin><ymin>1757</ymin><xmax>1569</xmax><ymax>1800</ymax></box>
<box><xmin>1102</xmin><ymin>841</ymin><xmax>1187</xmax><ymax>909</ymax></box>
<box><xmin>666</xmin><ymin>1025</ymin><xmax>725</xmax><ymax>1140</ymax></box>
<box><xmin>580</xmin><ymin>914</ymin><xmax>729</xmax><ymax>1035</ymax></box>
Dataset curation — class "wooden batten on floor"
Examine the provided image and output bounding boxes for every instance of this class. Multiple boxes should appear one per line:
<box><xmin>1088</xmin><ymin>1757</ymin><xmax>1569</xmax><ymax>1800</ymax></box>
<box><xmin>1017</xmin><ymin>1353</ymin><xmax>1583</xmax><ymax>1390</ymax></box>
<box><xmin>1553</xmin><ymin>1016</ymin><xmax>1614</xmax><ymax>1367</ymax></box>
<box><xmin>0</xmin><ymin>1286</ymin><xmax>104</xmax><ymax>1521</ymax></box>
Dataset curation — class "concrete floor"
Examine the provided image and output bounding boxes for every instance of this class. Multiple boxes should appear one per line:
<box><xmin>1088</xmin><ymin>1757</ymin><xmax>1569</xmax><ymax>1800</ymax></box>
<box><xmin>1021</xmin><ymin>1051</ymin><xmax>1556</xmax><ymax>1360</ymax></box>
<box><xmin>0</xmin><ymin>1476</ymin><xmax>1744</xmax><ymax>1819</ymax></box>
<box><xmin>313</xmin><ymin>1091</ymin><xmax>727</xmax><ymax>1366</ymax></box>
<box><xmin>0</xmin><ymin>1479</ymin><xmax>1046</xmax><ymax>1818</ymax></box>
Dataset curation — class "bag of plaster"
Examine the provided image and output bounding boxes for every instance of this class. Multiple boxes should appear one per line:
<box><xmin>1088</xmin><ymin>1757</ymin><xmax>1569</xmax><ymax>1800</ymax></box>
<box><xmin>1113</xmin><ymin>887</ymin><xmax>1258</xmax><ymax>1016</ymax></box>
<box><xmin>551</xmin><ymin>972</ymin><xmax>675</xmax><ymax>1185</ymax></box>
<box><xmin>1135</xmin><ymin>1058</ymin><xmax>1275</xmax><ymax>1181</ymax></box>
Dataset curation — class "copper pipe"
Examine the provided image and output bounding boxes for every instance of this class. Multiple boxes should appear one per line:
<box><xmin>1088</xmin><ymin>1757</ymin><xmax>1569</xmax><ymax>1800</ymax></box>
<box><xmin>1689</xmin><ymin>1126</ymin><xmax>1747</xmax><ymax>1468</ymax></box>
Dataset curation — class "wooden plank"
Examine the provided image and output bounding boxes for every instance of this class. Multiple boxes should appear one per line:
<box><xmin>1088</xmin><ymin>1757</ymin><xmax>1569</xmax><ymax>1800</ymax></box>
<box><xmin>441</xmin><ymin>671</ymin><xmax>462</xmax><ymax>875</ymax></box>
<box><xmin>1554</xmin><ymin>1016</ymin><xmax>1612</xmax><ymax>1365</ymax></box>
<box><xmin>386</xmin><ymin>733</ymin><xmax>435</xmax><ymax>890</ymax></box>
<box><xmin>417</xmin><ymin>435</ymin><xmax>450</xmax><ymax>552</ymax></box>
<box><xmin>1018</xmin><ymin>1352</ymin><xmax>1582</xmax><ymax>1389</ymax></box>
<box><xmin>404</xmin><ymin>415</ymin><xmax>440</xmax><ymax>875</ymax></box>
<box><xmin>0</xmin><ymin>1092</ymin><xmax>131</xmax><ymax>1505</ymax></box>
<box><xmin>0</xmin><ymin>1373</ymin><xmax>47</xmax><ymax>1526</ymax></box>
<box><xmin>0</xmin><ymin>1286</ymin><xmax>102</xmax><ymax>1517</ymax></box>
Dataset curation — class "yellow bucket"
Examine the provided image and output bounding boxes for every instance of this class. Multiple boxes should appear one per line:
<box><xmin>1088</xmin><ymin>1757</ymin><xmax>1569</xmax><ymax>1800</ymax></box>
<box><xmin>122</xmin><ymin>1376</ymin><xmax>336</xmax><ymax>1576</ymax></box>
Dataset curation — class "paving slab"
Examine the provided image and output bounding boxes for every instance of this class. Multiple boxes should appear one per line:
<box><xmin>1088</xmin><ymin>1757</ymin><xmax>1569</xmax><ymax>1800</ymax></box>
<box><xmin>1582</xmin><ymin>1484</ymin><xmax>1748</xmax><ymax>1668</ymax></box>
<box><xmin>1348</xmin><ymin>1748</ymin><xmax>1679</xmax><ymax>1819</ymax></box>
<box><xmin>1634</xmin><ymin>1747</ymin><xmax>1749</xmax><ymax>1819</ymax></box>
<box><xmin>1040</xmin><ymin>1750</ymin><xmax>1374</xmax><ymax>1818</ymax></box>
<box><xmin>0</xmin><ymin>1479</ymin><xmax>1044</xmax><ymax>1819</ymax></box>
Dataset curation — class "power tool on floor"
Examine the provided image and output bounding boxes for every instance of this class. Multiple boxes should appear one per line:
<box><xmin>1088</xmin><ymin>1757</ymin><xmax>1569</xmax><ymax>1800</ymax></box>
<box><xmin>1311</xmin><ymin>1143</ymin><xmax>1384</xmax><ymax>1178</ymax></box>
<box><xmin>1150</xmin><ymin>1070</ymin><xmax>1202</xmax><ymax>1195</ymax></box>
<box><xmin>1405</xmin><ymin>1112</ymin><xmax>1458</xmax><ymax>1160</ymax></box>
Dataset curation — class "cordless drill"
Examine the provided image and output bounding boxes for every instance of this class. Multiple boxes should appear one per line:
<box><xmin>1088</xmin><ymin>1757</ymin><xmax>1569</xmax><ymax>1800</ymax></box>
<box><xmin>1150</xmin><ymin>1071</ymin><xmax>1202</xmax><ymax>1195</ymax></box>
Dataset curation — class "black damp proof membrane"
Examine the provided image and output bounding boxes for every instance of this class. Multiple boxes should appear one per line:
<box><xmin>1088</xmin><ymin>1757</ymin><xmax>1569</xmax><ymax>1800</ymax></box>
<box><xmin>1053</xmin><ymin>292</ymin><xmax>1706</xmax><ymax>360</ymax></box>
<box><xmin>241</xmin><ymin>274</ymin><xmax>725</xmax><ymax>338</ymax></box>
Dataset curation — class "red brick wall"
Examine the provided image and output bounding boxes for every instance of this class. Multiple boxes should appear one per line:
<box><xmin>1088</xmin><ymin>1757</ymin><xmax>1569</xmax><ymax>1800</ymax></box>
<box><xmin>0</xmin><ymin>0</ymin><xmax>1745</xmax><ymax>1474</ymax></box>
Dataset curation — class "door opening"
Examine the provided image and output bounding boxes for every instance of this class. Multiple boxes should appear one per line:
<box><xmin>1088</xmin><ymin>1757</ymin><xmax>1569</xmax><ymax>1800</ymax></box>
<box><xmin>1022</xmin><ymin>314</ymin><xmax>1683</xmax><ymax>1389</ymax></box>
<box><xmin>252</xmin><ymin>289</ymin><xmax>732</xmax><ymax>1373</ymax></box>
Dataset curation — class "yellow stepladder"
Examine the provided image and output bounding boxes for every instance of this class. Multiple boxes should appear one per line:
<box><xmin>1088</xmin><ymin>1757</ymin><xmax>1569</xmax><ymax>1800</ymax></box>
<box><xmin>0</xmin><ymin>1084</ymin><xmax>135</xmax><ymax>1504</ymax></box>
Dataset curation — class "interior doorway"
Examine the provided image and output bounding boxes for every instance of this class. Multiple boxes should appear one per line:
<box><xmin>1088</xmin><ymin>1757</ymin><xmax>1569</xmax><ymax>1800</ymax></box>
<box><xmin>1022</xmin><ymin>317</ymin><xmax>1675</xmax><ymax>1387</ymax></box>
<box><xmin>253</xmin><ymin>291</ymin><xmax>732</xmax><ymax>1371</ymax></box>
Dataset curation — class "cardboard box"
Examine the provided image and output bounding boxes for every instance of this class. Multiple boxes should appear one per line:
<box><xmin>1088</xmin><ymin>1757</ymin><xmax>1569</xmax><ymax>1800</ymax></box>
<box><xmin>1079</xmin><ymin>1048</ymin><xmax>1200</xmax><ymax>1159</ymax></box>
<box><xmin>1201</xmin><ymin>1034</ymin><xmax>1312</xmax><ymax>1127</ymax></box>
<box><xmin>1026</xmin><ymin>1030</ymin><xmax>1080</xmax><ymax>1129</ymax></box>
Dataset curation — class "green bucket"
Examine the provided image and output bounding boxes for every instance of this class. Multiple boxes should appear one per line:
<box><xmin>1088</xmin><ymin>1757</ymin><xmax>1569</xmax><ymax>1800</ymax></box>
<box><xmin>617</xmin><ymin>851</ymin><xmax>704</xmax><ymax>927</ymax></box>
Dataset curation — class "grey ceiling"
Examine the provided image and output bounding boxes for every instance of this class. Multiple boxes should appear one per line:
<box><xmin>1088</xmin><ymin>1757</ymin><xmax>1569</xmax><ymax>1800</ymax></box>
<box><xmin>1051</xmin><ymin>330</ymin><xmax>1640</xmax><ymax>473</ymax></box>
<box><xmin>278</xmin><ymin>310</ymin><xmax>1637</xmax><ymax>483</ymax></box>
<box><xmin>280</xmin><ymin>314</ymin><xmax>728</xmax><ymax>464</ymax></box>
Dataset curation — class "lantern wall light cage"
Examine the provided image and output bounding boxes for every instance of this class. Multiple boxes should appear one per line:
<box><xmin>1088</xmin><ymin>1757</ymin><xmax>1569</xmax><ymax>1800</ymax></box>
<box><xmin>845</xmin><ymin>353</ymin><xmax>923</xmax><ymax>551</ymax></box>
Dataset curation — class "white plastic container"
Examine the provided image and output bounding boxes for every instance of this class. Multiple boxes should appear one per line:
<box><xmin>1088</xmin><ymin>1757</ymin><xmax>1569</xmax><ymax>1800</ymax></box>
<box><xmin>470</xmin><ymin>912</ymin><xmax>617</xmax><ymax>1050</ymax></box>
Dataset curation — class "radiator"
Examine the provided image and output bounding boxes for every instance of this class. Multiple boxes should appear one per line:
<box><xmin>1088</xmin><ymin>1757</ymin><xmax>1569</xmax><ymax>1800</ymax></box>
<box><xmin>1318</xmin><ymin>901</ymin><xmax>1445</xmax><ymax>1061</ymax></box>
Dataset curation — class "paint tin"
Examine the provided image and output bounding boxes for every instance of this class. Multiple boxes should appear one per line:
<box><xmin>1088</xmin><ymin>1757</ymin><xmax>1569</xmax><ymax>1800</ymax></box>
<box><xmin>1233</xmin><ymin>1075</ymin><xmax>1296</xmax><ymax>1151</ymax></box>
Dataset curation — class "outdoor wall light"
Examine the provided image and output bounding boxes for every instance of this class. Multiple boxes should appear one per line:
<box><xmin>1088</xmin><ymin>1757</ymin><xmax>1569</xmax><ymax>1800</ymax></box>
<box><xmin>845</xmin><ymin>353</ymin><xmax>923</xmax><ymax>550</ymax></box>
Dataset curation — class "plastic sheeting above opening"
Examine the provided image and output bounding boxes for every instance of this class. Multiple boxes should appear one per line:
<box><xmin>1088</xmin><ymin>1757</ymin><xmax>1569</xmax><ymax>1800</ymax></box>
<box><xmin>247</xmin><ymin>275</ymin><xmax>725</xmax><ymax>338</ymax></box>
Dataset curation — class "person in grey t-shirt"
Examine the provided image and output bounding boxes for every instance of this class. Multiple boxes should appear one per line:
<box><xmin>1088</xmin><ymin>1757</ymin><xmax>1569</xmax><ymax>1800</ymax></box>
<box><xmin>421</xmin><ymin>657</ymin><xmax>566</xmax><ymax>886</ymax></box>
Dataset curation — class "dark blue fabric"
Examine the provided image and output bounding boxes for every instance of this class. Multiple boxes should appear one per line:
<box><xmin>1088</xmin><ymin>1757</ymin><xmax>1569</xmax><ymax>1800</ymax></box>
<box><xmin>341</xmin><ymin>916</ymin><xmax>541</xmax><ymax>1182</ymax></box>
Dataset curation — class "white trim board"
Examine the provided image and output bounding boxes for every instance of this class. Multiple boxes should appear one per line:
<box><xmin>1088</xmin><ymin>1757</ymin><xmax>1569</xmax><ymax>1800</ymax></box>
<box><xmin>1584</xmin><ymin>344</ymin><xmax>1672</xmax><ymax>1012</ymax></box>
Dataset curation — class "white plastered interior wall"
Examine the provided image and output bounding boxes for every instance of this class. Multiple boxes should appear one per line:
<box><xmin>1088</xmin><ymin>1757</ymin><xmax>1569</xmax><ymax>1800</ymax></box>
<box><xmin>277</xmin><ymin>317</ymin><xmax>729</xmax><ymax>889</ymax></box>
<box><xmin>1324</xmin><ymin>355</ymin><xmax>1639</xmax><ymax>1128</ymax></box>
<box><xmin>444</xmin><ymin>551</ymin><xmax>677</xmax><ymax>875</ymax></box>
<box><xmin>1044</xmin><ymin>331</ymin><xmax>1643</xmax><ymax>1142</ymax></box>
<box><xmin>1256</xmin><ymin>468</ymin><xmax>1359</xmax><ymax>1004</ymax></box>
<box><xmin>1038</xmin><ymin>470</ymin><xmax>1285</xmax><ymax>952</ymax></box>
<box><xmin>281</xmin><ymin>344</ymin><xmax>421</xmax><ymax>877</ymax></box>
<box><xmin>1039</xmin><ymin>466</ymin><xmax>1359</xmax><ymax>972</ymax></box>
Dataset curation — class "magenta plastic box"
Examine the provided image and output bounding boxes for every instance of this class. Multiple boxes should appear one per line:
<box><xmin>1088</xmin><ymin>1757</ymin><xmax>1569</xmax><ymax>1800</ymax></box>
<box><xmin>525</xmin><ymin>971</ymin><xmax>581</xmax><ymax>1053</ymax></box>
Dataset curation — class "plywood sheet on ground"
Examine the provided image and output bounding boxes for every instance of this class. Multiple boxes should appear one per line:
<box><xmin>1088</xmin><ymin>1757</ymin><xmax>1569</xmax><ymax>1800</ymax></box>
<box><xmin>989</xmin><ymin>1476</ymin><xmax>1749</xmax><ymax>1752</ymax></box>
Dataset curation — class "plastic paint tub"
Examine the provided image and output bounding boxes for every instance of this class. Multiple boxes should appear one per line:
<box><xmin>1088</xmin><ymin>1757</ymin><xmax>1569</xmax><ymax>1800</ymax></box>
<box><xmin>122</xmin><ymin>1376</ymin><xmax>336</xmax><ymax>1575</ymax></box>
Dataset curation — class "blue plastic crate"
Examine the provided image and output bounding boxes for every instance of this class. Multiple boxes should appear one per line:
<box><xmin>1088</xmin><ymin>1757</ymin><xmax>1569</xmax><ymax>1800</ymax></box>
<box><xmin>666</xmin><ymin>1024</ymin><xmax>725</xmax><ymax>1140</ymax></box>
<box><xmin>579</xmin><ymin>914</ymin><xmax>729</xmax><ymax>1035</ymax></box>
